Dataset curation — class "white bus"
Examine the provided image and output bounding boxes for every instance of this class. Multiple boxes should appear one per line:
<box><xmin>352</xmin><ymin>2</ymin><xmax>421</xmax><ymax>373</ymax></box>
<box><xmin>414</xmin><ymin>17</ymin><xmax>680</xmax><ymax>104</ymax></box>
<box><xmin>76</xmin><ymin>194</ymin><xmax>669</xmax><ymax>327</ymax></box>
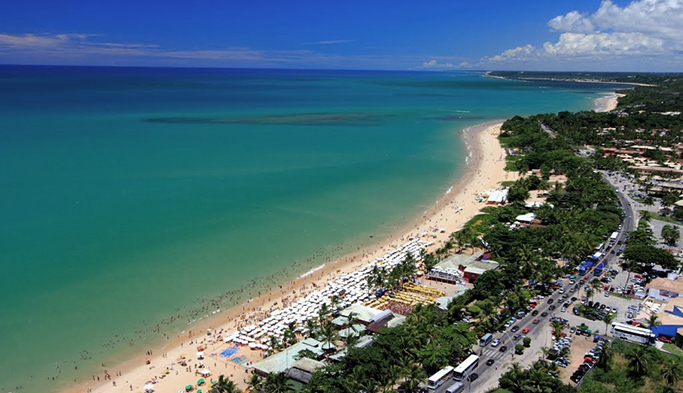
<box><xmin>427</xmin><ymin>366</ymin><xmax>454</xmax><ymax>389</ymax></box>
<box><xmin>609</xmin><ymin>232</ymin><xmax>619</xmax><ymax>242</ymax></box>
<box><xmin>611</xmin><ymin>322</ymin><xmax>655</xmax><ymax>345</ymax></box>
<box><xmin>479</xmin><ymin>333</ymin><xmax>493</xmax><ymax>347</ymax></box>
<box><xmin>453</xmin><ymin>354</ymin><xmax>479</xmax><ymax>381</ymax></box>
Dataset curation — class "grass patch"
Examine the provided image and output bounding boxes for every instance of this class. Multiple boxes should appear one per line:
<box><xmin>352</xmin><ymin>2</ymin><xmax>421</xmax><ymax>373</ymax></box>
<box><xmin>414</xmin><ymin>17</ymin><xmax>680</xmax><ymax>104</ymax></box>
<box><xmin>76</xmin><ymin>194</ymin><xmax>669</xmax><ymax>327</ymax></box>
<box><xmin>652</xmin><ymin>214</ymin><xmax>683</xmax><ymax>225</ymax></box>
<box><xmin>500</xmin><ymin>180</ymin><xmax>516</xmax><ymax>187</ymax></box>
<box><xmin>663</xmin><ymin>343</ymin><xmax>683</xmax><ymax>358</ymax></box>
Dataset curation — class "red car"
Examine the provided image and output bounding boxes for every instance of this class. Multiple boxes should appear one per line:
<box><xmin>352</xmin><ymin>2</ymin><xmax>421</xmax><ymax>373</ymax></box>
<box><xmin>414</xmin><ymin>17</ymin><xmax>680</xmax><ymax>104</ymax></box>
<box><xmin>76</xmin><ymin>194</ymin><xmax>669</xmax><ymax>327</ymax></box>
<box><xmin>521</xmin><ymin>327</ymin><xmax>530</xmax><ymax>334</ymax></box>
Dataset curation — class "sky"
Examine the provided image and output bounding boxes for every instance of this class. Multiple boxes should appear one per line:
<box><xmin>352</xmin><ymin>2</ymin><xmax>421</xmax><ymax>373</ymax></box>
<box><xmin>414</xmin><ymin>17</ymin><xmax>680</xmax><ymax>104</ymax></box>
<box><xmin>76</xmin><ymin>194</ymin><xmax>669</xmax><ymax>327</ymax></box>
<box><xmin>0</xmin><ymin>0</ymin><xmax>681</xmax><ymax>71</ymax></box>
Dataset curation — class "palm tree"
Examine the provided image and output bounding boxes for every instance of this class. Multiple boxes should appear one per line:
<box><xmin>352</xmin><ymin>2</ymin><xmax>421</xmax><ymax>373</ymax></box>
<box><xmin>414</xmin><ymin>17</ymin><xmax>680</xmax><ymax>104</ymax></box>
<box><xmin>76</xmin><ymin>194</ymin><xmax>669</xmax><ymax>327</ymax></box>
<box><xmin>648</xmin><ymin>314</ymin><xmax>661</xmax><ymax>336</ymax></box>
<box><xmin>317</xmin><ymin>303</ymin><xmax>330</xmax><ymax>327</ymax></box>
<box><xmin>304</xmin><ymin>318</ymin><xmax>318</xmax><ymax>339</ymax></box>
<box><xmin>603</xmin><ymin>312</ymin><xmax>616</xmax><ymax>337</ymax></box>
<box><xmin>319</xmin><ymin>321</ymin><xmax>338</xmax><ymax>353</ymax></box>
<box><xmin>268</xmin><ymin>336</ymin><xmax>281</xmax><ymax>353</ymax></box>
<box><xmin>245</xmin><ymin>374</ymin><xmax>262</xmax><ymax>393</ymax></box>
<box><xmin>639</xmin><ymin>210</ymin><xmax>652</xmax><ymax>223</ymax></box>
<box><xmin>551</xmin><ymin>320</ymin><xmax>564</xmax><ymax>341</ymax></box>
<box><xmin>590</xmin><ymin>278</ymin><xmax>602</xmax><ymax>296</ymax></box>
<box><xmin>626</xmin><ymin>345</ymin><xmax>653</xmax><ymax>377</ymax></box>
<box><xmin>263</xmin><ymin>372</ymin><xmax>292</xmax><ymax>393</ymax></box>
<box><xmin>596</xmin><ymin>343</ymin><xmax>613</xmax><ymax>371</ymax></box>
<box><xmin>282</xmin><ymin>322</ymin><xmax>297</xmax><ymax>347</ymax></box>
<box><xmin>211</xmin><ymin>375</ymin><xmax>241</xmax><ymax>393</ymax></box>
<box><xmin>660</xmin><ymin>357</ymin><xmax>683</xmax><ymax>386</ymax></box>
<box><xmin>499</xmin><ymin>363</ymin><xmax>526</xmax><ymax>392</ymax></box>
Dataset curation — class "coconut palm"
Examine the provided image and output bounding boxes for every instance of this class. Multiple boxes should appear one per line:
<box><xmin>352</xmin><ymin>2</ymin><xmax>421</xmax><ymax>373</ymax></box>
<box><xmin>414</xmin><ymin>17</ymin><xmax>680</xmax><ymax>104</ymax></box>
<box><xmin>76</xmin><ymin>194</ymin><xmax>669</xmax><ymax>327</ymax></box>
<box><xmin>596</xmin><ymin>343</ymin><xmax>613</xmax><ymax>371</ymax></box>
<box><xmin>317</xmin><ymin>303</ymin><xmax>330</xmax><ymax>326</ymax></box>
<box><xmin>626</xmin><ymin>345</ymin><xmax>654</xmax><ymax>377</ymax></box>
<box><xmin>661</xmin><ymin>357</ymin><xmax>683</xmax><ymax>386</ymax></box>
<box><xmin>551</xmin><ymin>320</ymin><xmax>564</xmax><ymax>341</ymax></box>
<box><xmin>210</xmin><ymin>375</ymin><xmax>241</xmax><ymax>393</ymax></box>
<box><xmin>245</xmin><ymin>374</ymin><xmax>262</xmax><ymax>393</ymax></box>
<box><xmin>319</xmin><ymin>321</ymin><xmax>338</xmax><ymax>352</ymax></box>
<box><xmin>304</xmin><ymin>318</ymin><xmax>318</xmax><ymax>339</ymax></box>
<box><xmin>603</xmin><ymin>312</ymin><xmax>616</xmax><ymax>337</ymax></box>
<box><xmin>282</xmin><ymin>322</ymin><xmax>297</xmax><ymax>347</ymax></box>
<box><xmin>263</xmin><ymin>372</ymin><xmax>292</xmax><ymax>393</ymax></box>
<box><xmin>648</xmin><ymin>314</ymin><xmax>661</xmax><ymax>335</ymax></box>
<box><xmin>268</xmin><ymin>336</ymin><xmax>281</xmax><ymax>353</ymax></box>
<box><xmin>499</xmin><ymin>363</ymin><xmax>526</xmax><ymax>392</ymax></box>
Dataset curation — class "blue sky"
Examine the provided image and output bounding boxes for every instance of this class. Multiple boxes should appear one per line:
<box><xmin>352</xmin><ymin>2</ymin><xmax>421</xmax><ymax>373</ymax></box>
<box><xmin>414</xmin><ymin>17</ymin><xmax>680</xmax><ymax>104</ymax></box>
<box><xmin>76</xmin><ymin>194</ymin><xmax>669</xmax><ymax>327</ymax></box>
<box><xmin>0</xmin><ymin>0</ymin><xmax>681</xmax><ymax>71</ymax></box>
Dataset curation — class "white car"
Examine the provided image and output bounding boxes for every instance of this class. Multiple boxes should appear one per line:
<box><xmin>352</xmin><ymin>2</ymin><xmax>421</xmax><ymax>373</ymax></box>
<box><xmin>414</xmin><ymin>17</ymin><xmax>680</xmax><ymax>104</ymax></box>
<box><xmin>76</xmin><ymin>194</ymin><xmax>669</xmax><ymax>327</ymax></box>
<box><xmin>491</xmin><ymin>339</ymin><xmax>501</xmax><ymax>347</ymax></box>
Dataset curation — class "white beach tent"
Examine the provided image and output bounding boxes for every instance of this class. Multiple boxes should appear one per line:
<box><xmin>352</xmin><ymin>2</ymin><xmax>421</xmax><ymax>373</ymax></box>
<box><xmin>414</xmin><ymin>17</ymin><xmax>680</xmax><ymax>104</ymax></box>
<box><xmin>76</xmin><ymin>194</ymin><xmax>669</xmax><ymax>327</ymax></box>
<box><xmin>198</xmin><ymin>369</ymin><xmax>211</xmax><ymax>377</ymax></box>
<box><xmin>143</xmin><ymin>384</ymin><xmax>155</xmax><ymax>392</ymax></box>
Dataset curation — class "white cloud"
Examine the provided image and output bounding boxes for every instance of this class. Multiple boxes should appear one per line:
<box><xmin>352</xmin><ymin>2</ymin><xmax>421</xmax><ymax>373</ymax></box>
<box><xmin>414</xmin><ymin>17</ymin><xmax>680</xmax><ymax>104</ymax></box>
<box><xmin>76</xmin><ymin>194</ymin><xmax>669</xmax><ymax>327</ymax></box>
<box><xmin>419</xmin><ymin>59</ymin><xmax>457</xmax><ymax>69</ymax></box>
<box><xmin>0</xmin><ymin>33</ymin><xmax>93</xmax><ymax>48</ymax></box>
<box><xmin>543</xmin><ymin>32</ymin><xmax>664</xmax><ymax>55</ymax></box>
<box><xmin>548</xmin><ymin>11</ymin><xmax>595</xmax><ymax>34</ymax></box>
<box><xmin>484</xmin><ymin>0</ymin><xmax>683</xmax><ymax>70</ymax></box>
<box><xmin>489</xmin><ymin>45</ymin><xmax>536</xmax><ymax>62</ymax></box>
<box><xmin>422</xmin><ymin>59</ymin><xmax>438</xmax><ymax>67</ymax></box>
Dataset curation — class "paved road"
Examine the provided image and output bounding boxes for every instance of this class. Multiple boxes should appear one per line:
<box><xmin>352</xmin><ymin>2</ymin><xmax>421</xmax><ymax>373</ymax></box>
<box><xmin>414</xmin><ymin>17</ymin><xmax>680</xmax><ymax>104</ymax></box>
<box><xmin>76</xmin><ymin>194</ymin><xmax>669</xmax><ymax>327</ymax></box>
<box><xmin>454</xmin><ymin>288</ymin><xmax>566</xmax><ymax>392</ymax></box>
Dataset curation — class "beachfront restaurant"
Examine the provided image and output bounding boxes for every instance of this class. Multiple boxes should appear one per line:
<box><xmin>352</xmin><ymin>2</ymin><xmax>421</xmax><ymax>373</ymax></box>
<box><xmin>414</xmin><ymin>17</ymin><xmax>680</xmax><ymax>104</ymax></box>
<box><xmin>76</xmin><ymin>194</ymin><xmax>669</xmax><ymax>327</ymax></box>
<box><xmin>252</xmin><ymin>339</ymin><xmax>325</xmax><ymax>377</ymax></box>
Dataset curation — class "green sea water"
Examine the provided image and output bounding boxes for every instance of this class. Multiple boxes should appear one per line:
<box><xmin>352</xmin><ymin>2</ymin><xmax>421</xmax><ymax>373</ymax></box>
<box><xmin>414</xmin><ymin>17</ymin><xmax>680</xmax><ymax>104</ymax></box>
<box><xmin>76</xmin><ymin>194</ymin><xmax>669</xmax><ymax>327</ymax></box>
<box><xmin>0</xmin><ymin>66</ymin><xmax>620</xmax><ymax>392</ymax></box>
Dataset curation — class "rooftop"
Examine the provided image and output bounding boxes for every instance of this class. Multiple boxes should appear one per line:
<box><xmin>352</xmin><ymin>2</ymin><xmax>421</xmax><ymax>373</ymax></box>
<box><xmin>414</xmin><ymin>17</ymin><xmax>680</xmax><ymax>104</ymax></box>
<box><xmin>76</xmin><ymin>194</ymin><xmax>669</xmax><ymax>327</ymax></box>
<box><xmin>648</xmin><ymin>277</ymin><xmax>683</xmax><ymax>294</ymax></box>
<box><xmin>339</xmin><ymin>304</ymin><xmax>384</xmax><ymax>324</ymax></box>
<box><xmin>253</xmin><ymin>339</ymin><xmax>325</xmax><ymax>376</ymax></box>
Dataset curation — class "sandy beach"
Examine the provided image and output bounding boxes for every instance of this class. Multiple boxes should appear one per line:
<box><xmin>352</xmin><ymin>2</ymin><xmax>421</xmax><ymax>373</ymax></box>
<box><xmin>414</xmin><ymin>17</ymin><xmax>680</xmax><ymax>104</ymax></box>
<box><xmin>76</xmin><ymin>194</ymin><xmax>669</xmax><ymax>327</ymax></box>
<box><xmin>63</xmin><ymin>92</ymin><xmax>621</xmax><ymax>393</ymax></box>
<box><xmin>64</xmin><ymin>85</ymin><xmax>625</xmax><ymax>392</ymax></box>
<box><xmin>58</xmin><ymin>119</ymin><xmax>512</xmax><ymax>393</ymax></box>
<box><xmin>594</xmin><ymin>92</ymin><xmax>625</xmax><ymax>113</ymax></box>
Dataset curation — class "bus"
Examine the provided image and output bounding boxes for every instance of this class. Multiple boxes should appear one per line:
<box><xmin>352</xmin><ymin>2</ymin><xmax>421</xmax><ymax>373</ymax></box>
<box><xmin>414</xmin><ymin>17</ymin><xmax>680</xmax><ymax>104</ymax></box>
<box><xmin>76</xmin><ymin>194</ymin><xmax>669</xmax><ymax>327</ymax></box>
<box><xmin>453</xmin><ymin>354</ymin><xmax>479</xmax><ymax>381</ymax></box>
<box><xmin>427</xmin><ymin>366</ymin><xmax>454</xmax><ymax>389</ymax></box>
<box><xmin>611</xmin><ymin>322</ymin><xmax>655</xmax><ymax>344</ymax></box>
<box><xmin>479</xmin><ymin>333</ymin><xmax>493</xmax><ymax>347</ymax></box>
<box><xmin>609</xmin><ymin>231</ymin><xmax>619</xmax><ymax>242</ymax></box>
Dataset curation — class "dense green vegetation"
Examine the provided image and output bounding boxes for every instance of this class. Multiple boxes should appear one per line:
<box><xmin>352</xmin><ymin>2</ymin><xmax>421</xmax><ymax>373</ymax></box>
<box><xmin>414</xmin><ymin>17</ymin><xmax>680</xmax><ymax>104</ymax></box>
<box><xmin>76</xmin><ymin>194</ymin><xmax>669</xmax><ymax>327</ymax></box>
<box><xmin>579</xmin><ymin>339</ymin><xmax>683</xmax><ymax>393</ymax></box>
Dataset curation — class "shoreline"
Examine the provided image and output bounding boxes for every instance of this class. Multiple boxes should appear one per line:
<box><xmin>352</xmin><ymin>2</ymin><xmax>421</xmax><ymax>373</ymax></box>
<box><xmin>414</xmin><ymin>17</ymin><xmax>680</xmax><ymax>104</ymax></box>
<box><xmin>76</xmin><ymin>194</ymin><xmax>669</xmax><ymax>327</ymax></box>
<box><xmin>62</xmin><ymin>119</ymin><xmax>514</xmax><ymax>393</ymax></box>
<box><xmin>60</xmin><ymin>91</ymin><xmax>620</xmax><ymax>393</ymax></box>
<box><xmin>482</xmin><ymin>72</ymin><xmax>654</xmax><ymax>87</ymax></box>
<box><xmin>594</xmin><ymin>92</ymin><xmax>625</xmax><ymax>112</ymax></box>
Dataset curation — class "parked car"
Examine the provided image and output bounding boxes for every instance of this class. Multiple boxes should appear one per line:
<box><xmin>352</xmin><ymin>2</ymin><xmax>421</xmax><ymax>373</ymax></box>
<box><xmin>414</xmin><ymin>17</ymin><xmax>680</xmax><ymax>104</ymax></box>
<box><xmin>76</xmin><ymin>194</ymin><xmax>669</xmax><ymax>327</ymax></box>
<box><xmin>511</xmin><ymin>326</ymin><xmax>520</xmax><ymax>333</ymax></box>
<box><xmin>491</xmin><ymin>339</ymin><xmax>501</xmax><ymax>347</ymax></box>
<box><xmin>541</xmin><ymin>312</ymin><xmax>548</xmax><ymax>317</ymax></box>
<box><xmin>521</xmin><ymin>327</ymin><xmax>530</xmax><ymax>334</ymax></box>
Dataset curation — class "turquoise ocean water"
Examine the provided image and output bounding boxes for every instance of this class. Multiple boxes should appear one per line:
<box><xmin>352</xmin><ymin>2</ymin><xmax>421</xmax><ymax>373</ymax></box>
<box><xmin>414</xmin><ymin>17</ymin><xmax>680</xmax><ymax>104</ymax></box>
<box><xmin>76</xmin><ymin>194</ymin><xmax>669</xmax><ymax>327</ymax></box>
<box><xmin>0</xmin><ymin>66</ymin><xmax>619</xmax><ymax>392</ymax></box>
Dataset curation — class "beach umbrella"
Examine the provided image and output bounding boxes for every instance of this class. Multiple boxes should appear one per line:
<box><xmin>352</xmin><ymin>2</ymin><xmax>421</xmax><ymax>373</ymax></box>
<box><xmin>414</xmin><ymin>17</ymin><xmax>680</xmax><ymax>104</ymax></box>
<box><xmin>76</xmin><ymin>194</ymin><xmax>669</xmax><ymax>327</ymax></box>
<box><xmin>197</xmin><ymin>378</ymin><xmax>205</xmax><ymax>385</ymax></box>
<box><xmin>143</xmin><ymin>384</ymin><xmax>155</xmax><ymax>392</ymax></box>
<box><xmin>185</xmin><ymin>385</ymin><xmax>193</xmax><ymax>391</ymax></box>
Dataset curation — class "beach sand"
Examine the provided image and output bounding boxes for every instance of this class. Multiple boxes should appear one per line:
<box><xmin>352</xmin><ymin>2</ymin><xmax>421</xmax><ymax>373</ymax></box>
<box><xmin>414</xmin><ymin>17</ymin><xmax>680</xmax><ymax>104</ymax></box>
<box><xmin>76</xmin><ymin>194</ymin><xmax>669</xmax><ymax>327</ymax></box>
<box><xmin>65</xmin><ymin>120</ymin><xmax>515</xmax><ymax>393</ymax></box>
<box><xmin>594</xmin><ymin>92</ymin><xmax>624</xmax><ymax>113</ymax></box>
<box><xmin>65</xmin><ymin>91</ymin><xmax>621</xmax><ymax>393</ymax></box>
